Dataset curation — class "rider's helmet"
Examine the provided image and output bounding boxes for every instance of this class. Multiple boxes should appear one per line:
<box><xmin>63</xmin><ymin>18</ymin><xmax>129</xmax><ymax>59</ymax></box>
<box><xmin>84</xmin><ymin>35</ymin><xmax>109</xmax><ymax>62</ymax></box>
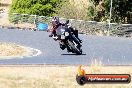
<box><xmin>51</xmin><ymin>16</ymin><xmax>60</xmax><ymax>26</ymax></box>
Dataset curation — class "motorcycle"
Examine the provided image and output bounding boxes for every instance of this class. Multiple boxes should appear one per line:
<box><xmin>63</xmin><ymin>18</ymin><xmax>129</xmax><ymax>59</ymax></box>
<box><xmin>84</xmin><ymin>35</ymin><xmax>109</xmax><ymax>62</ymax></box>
<box><xmin>52</xmin><ymin>20</ymin><xmax>82</xmax><ymax>55</ymax></box>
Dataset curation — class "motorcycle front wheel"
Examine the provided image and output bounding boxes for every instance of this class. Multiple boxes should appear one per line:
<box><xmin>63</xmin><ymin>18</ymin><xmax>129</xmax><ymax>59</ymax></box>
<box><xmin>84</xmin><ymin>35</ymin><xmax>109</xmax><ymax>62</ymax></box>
<box><xmin>68</xmin><ymin>40</ymin><xmax>82</xmax><ymax>55</ymax></box>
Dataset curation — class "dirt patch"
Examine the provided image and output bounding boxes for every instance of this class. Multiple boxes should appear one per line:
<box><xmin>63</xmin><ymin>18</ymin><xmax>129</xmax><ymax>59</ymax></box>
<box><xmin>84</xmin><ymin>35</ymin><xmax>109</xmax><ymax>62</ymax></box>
<box><xmin>0</xmin><ymin>42</ymin><xmax>41</xmax><ymax>59</ymax></box>
<box><xmin>0</xmin><ymin>42</ymin><xmax>26</xmax><ymax>56</ymax></box>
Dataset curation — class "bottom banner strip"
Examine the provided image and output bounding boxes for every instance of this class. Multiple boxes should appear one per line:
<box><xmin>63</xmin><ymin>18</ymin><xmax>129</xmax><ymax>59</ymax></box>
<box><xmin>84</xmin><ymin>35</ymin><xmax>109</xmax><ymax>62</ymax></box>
<box><xmin>76</xmin><ymin>74</ymin><xmax>131</xmax><ymax>85</ymax></box>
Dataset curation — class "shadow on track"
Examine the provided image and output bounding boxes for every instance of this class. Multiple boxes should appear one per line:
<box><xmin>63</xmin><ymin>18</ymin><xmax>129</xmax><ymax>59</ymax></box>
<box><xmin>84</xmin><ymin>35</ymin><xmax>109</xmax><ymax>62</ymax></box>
<box><xmin>61</xmin><ymin>53</ymin><xmax>86</xmax><ymax>56</ymax></box>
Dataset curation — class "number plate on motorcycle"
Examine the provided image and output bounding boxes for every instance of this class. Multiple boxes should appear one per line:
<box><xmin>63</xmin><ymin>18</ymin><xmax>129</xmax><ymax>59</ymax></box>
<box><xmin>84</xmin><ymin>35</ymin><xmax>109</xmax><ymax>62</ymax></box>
<box><xmin>61</xmin><ymin>35</ymin><xmax>65</xmax><ymax>39</ymax></box>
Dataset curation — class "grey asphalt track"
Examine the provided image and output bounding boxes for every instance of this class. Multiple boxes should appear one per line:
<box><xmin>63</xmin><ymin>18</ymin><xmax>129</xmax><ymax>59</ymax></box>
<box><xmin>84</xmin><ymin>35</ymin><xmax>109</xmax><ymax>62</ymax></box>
<box><xmin>0</xmin><ymin>28</ymin><xmax>132</xmax><ymax>65</ymax></box>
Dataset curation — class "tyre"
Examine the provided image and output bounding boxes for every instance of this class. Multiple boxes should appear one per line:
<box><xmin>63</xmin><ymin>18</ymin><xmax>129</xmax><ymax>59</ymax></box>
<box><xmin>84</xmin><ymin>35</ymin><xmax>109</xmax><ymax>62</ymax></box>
<box><xmin>68</xmin><ymin>40</ymin><xmax>82</xmax><ymax>55</ymax></box>
<box><xmin>76</xmin><ymin>75</ymin><xmax>86</xmax><ymax>85</ymax></box>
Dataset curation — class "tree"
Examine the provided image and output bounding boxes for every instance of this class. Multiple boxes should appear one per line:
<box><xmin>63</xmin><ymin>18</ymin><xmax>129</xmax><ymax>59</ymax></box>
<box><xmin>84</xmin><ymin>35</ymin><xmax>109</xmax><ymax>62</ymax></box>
<box><xmin>10</xmin><ymin>0</ymin><xmax>63</xmax><ymax>16</ymax></box>
<box><xmin>88</xmin><ymin>0</ymin><xmax>132</xmax><ymax>23</ymax></box>
<box><xmin>126</xmin><ymin>0</ymin><xmax>132</xmax><ymax>23</ymax></box>
<box><xmin>87</xmin><ymin>0</ymin><xmax>105</xmax><ymax>21</ymax></box>
<box><xmin>104</xmin><ymin>0</ymin><xmax>132</xmax><ymax>23</ymax></box>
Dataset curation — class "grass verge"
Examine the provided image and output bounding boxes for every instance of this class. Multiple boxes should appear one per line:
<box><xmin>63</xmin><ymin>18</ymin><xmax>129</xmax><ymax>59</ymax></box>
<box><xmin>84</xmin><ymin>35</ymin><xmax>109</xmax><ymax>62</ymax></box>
<box><xmin>0</xmin><ymin>64</ymin><xmax>131</xmax><ymax>88</ymax></box>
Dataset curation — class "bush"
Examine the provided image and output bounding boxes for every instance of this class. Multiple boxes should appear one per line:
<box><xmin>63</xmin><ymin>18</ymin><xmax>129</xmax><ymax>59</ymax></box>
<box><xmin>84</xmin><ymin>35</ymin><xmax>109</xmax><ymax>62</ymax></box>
<box><xmin>58</xmin><ymin>1</ymin><xmax>88</xmax><ymax>20</ymax></box>
<box><xmin>10</xmin><ymin>0</ymin><xmax>63</xmax><ymax>16</ymax></box>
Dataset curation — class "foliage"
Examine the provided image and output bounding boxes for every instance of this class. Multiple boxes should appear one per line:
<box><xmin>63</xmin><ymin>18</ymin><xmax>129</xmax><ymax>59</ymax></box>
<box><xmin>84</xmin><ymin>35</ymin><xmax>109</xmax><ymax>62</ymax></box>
<box><xmin>87</xmin><ymin>0</ymin><xmax>132</xmax><ymax>23</ymax></box>
<box><xmin>91</xmin><ymin>0</ymin><xmax>102</xmax><ymax>6</ymax></box>
<box><xmin>9</xmin><ymin>0</ymin><xmax>131</xmax><ymax>23</ymax></box>
<box><xmin>106</xmin><ymin>0</ymin><xmax>132</xmax><ymax>23</ymax></box>
<box><xmin>87</xmin><ymin>3</ymin><xmax>95</xmax><ymax>20</ymax></box>
<box><xmin>58</xmin><ymin>0</ymin><xmax>88</xmax><ymax>20</ymax></box>
<box><xmin>10</xmin><ymin>0</ymin><xmax>63</xmax><ymax>16</ymax></box>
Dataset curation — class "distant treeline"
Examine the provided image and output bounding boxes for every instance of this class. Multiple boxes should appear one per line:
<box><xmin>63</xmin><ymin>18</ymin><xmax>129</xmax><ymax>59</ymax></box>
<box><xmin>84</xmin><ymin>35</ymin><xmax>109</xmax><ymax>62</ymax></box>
<box><xmin>10</xmin><ymin>0</ymin><xmax>132</xmax><ymax>24</ymax></box>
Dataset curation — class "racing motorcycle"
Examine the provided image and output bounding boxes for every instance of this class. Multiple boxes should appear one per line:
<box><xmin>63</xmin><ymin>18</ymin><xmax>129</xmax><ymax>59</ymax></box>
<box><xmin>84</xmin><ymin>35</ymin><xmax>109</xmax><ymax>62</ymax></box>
<box><xmin>52</xmin><ymin>20</ymin><xmax>82</xmax><ymax>55</ymax></box>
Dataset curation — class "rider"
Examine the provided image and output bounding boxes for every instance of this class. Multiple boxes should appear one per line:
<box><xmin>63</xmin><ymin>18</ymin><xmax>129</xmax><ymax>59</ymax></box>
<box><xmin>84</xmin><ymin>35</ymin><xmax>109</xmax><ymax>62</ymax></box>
<box><xmin>49</xmin><ymin>17</ymin><xmax>62</xmax><ymax>37</ymax></box>
<box><xmin>49</xmin><ymin>16</ymin><xmax>82</xmax><ymax>43</ymax></box>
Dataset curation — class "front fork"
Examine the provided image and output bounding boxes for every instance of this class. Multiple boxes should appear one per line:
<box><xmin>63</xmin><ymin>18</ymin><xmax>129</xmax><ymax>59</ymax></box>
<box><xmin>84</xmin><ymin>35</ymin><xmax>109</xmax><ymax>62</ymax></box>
<box><xmin>71</xmin><ymin>35</ymin><xmax>81</xmax><ymax>47</ymax></box>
